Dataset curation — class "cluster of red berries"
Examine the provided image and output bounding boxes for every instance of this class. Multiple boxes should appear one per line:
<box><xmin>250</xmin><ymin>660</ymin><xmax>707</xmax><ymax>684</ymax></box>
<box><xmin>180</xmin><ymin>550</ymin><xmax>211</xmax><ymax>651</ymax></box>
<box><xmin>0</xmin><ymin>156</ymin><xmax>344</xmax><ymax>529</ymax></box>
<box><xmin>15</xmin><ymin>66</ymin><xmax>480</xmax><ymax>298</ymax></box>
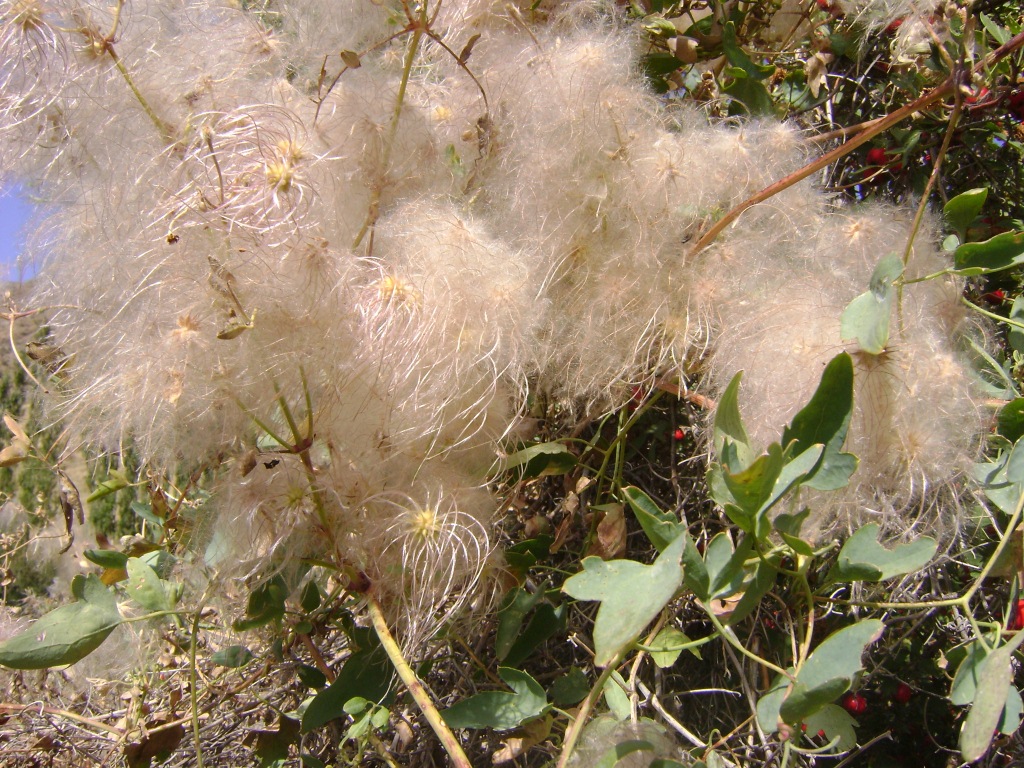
<box><xmin>839</xmin><ymin>684</ymin><xmax>914</xmax><ymax>717</ymax></box>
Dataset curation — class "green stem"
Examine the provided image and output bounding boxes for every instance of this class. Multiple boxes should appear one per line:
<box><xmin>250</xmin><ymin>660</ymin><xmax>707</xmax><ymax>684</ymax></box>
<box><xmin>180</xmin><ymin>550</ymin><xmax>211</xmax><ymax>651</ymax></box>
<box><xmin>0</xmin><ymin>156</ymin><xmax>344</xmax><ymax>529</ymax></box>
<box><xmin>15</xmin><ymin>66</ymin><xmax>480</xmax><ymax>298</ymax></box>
<box><xmin>705</xmin><ymin>608</ymin><xmax>793</xmax><ymax>681</ymax></box>
<box><xmin>821</xmin><ymin>486</ymin><xmax>1024</xmax><ymax>646</ymax></box>
<box><xmin>366</xmin><ymin>596</ymin><xmax>471</xmax><ymax>768</ymax></box>
<box><xmin>555</xmin><ymin>650</ymin><xmax>625</xmax><ymax>768</ymax></box>
<box><xmin>274</xmin><ymin>385</ymin><xmax>330</xmax><ymax>529</ymax></box>
<box><xmin>962</xmin><ymin>296</ymin><xmax>1024</xmax><ymax>332</ymax></box>
<box><xmin>793</xmin><ymin>559</ymin><xmax>816</xmax><ymax>671</ymax></box>
<box><xmin>107</xmin><ymin>49</ymin><xmax>176</xmax><ymax>143</ymax></box>
<box><xmin>592</xmin><ymin>390</ymin><xmax>666</xmax><ymax>494</ymax></box>
<box><xmin>635</xmin><ymin>633</ymin><xmax>715</xmax><ymax>655</ymax></box>
<box><xmin>352</xmin><ymin>9</ymin><xmax>426</xmax><ymax>251</ymax></box>
<box><xmin>97</xmin><ymin>0</ymin><xmax>175</xmax><ymax>142</ymax></box>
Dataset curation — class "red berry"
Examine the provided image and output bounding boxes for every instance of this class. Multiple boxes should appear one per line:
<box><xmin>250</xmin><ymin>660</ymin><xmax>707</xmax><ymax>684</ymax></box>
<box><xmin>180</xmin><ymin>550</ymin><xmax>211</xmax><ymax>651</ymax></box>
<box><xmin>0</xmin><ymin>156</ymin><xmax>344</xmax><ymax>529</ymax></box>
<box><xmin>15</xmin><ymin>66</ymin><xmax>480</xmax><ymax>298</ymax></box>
<box><xmin>885</xmin><ymin>17</ymin><xmax>904</xmax><ymax>33</ymax></box>
<box><xmin>966</xmin><ymin>87</ymin><xmax>990</xmax><ymax>105</ymax></box>
<box><xmin>1009</xmin><ymin>599</ymin><xmax>1024</xmax><ymax>631</ymax></box>
<box><xmin>865</xmin><ymin>147</ymin><xmax>902</xmax><ymax>172</ymax></box>
<box><xmin>1009</xmin><ymin>90</ymin><xmax>1024</xmax><ymax>121</ymax></box>
<box><xmin>841</xmin><ymin>692</ymin><xmax>868</xmax><ymax>715</ymax></box>
<box><xmin>673</xmin><ymin>428</ymin><xmax>685</xmax><ymax>440</ymax></box>
<box><xmin>866</xmin><ymin>147</ymin><xmax>888</xmax><ymax>165</ymax></box>
<box><xmin>894</xmin><ymin>683</ymin><xmax>913</xmax><ymax>704</ymax></box>
<box><xmin>982</xmin><ymin>289</ymin><xmax>1006</xmax><ymax>304</ymax></box>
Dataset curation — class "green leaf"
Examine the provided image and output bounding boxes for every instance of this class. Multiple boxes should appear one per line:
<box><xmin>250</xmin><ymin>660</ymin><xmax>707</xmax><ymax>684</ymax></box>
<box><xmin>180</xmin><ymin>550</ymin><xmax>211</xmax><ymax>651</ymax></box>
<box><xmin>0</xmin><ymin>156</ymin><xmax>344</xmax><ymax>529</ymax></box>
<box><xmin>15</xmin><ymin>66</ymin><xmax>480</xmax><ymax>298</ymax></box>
<box><xmin>496</xmin><ymin>587</ymin><xmax>545</xmax><ymax>661</ymax></box>
<box><xmin>944</xmin><ymin>187</ymin><xmax>988</xmax><ymax>235</ymax></box>
<box><xmin>727</xmin><ymin>555</ymin><xmax>778</xmax><ymax>625</ymax></box>
<box><xmin>301</xmin><ymin>633</ymin><xmax>394</xmax><ymax>732</ymax></box>
<box><xmin>1002</xmin><ymin>687</ymin><xmax>1024</xmax><ymax>735</ymax></box>
<box><xmin>233</xmin><ymin>575</ymin><xmax>288</xmax><ymax>632</ymax></box>
<box><xmin>0</xmin><ymin>574</ymin><xmax>122</xmax><ymax>669</ymax></box>
<box><xmin>598</xmin><ymin>671</ymin><xmax>630</xmax><ymax>720</ymax></box>
<box><xmin>504</xmin><ymin>535</ymin><xmax>552</xmax><ymax>575</ymax></box>
<box><xmin>602</xmin><ymin>670</ymin><xmax>632</xmax><ymax>720</ymax></box>
<box><xmin>774</xmin><ymin>511</ymin><xmax>814</xmax><ymax>556</ymax></box>
<box><xmin>827</xmin><ymin>524</ymin><xmax>937</xmax><ymax>582</ymax></box>
<box><xmin>781</xmin><ymin>353</ymin><xmax>856</xmax><ymax>491</ymax></box>
<box><xmin>951</xmin><ymin>640</ymin><xmax>1024</xmax><ymax>736</ymax></box>
<box><xmin>299</xmin><ymin>580</ymin><xmax>321</xmax><ymax>613</ymax></box>
<box><xmin>803</xmin><ymin>704</ymin><xmax>858</xmax><ymax>751</ymax></box>
<box><xmin>779</xmin><ymin>620</ymin><xmax>885</xmax><ymax>724</ymax></box>
<box><xmin>756</xmin><ymin>674</ymin><xmax>789</xmax><ymax>733</ymax></box>
<box><xmin>212</xmin><ymin>645</ymin><xmax>254</xmax><ymax>668</ymax></box>
<box><xmin>594</xmin><ymin>739</ymin><xmax>657</xmax><ymax>768</ymax></box>
<box><xmin>84</xmin><ymin>549</ymin><xmax>129</xmax><ymax>570</ymax></box>
<box><xmin>623</xmin><ymin>488</ymin><xmax>707</xmax><ymax>597</ymax></box>
<box><xmin>722</xmin><ymin>76</ymin><xmax>775</xmax><ymax>117</ymax></box>
<box><xmin>960</xmin><ymin>632</ymin><xmax>1024</xmax><ymax>761</ymax></box>
<box><xmin>998</xmin><ymin>399</ymin><xmax>1024</xmax><ymax>444</ymax></box>
<box><xmin>503</xmin><ymin>603</ymin><xmax>567</xmax><ymax>668</ymax></box>
<box><xmin>125</xmin><ymin>557</ymin><xmax>176</xmax><ymax>613</ymax></box>
<box><xmin>722</xmin><ymin>22</ymin><xmax>775</xmax><ymax>80</ymax></box>
<box><xmin>979</xmin><ymin>13</ymin><xmax>1010</xmax><ymax>44</ymax></box>
<box><xmin>562</xmin><ymin>535</ymin><xmax>685</xmax><ymax>667</ymax></box>
<box><xmin>297</xmin><ymin>664</ymin><xmax>327</xmax><ymax>689</ymax></box>
<box><xmin>244</xmin><ymin>716</ymin><xmax>299</xmax><ymax>768</ymax></box>
<box><xmin>764</xmin><ymin>445</ymin><xmax>823</xmax><ymax>512</ymax></box>
<box><xmin>500</xmin><ymin>442</ymin><xmax>577</xmax><ymax>478</ymax></box>
<box><xmin>704</xmin><ymin>532</ymin><xmax>748</xmax><ymax>599</ymax></box>
<box><xmin>950</xmin><ymin>641</ymin><xmax>989</xmax><ymax>705</ymax></box>
<box><xmin>713</xmin><ymin>372</ymin><xmax>753</xmax><ymax>471</ymax></box>
<box><xmin>721</xmin><ymin>445</ymin><xmax>785</xmax><ymax>530</ymax></box>
<box><xmin>550</xmin><ymin>667</ymin><xmax>590</xmax><ymax>707</ymax></box>
<box><xmin>442</xmin><ymin>667</ymin><xmax>549</xmax><ymax>730</ymax></box>
<box><xmin>130</xmin><ymin>501</ymin><xmax>165</xmax><ymax>529</ymax></box>
<box><xmin>1007</xmin><ymin>435</ymin><xmax>1024</xmax><ymax>484</ymax></box>
<box><xmin>1009</xmin><ymin>296</ymin><xmax>1024</xmax><ymax>354</ymax></box>
<box><xmin>840</xmin><ymin>254</ymin><xmax>904</xmax><ymax>354</ymax></box>
<box><xmin>622</xmin><ymin>486</ymin><xmax>684</xmax><ymax>552</ymax></box>
<box><xmin>973</xmin><ymin>454</ymin><xmax>1023</xmax><ymax>515</ymax></box>
<box><xmin>86</xmin><ymin>469</ymin><xmax>130</xmax><ymax>503</ymax></box>
<box><xmin>648</xmin><ymin>626</ymin><xmax>698</xmax><ymax>668</ymax></box>
<box><xmin>953</xmin><ymin>230</ymin><xmax>1024</xmax><ymax>275</ymax></box>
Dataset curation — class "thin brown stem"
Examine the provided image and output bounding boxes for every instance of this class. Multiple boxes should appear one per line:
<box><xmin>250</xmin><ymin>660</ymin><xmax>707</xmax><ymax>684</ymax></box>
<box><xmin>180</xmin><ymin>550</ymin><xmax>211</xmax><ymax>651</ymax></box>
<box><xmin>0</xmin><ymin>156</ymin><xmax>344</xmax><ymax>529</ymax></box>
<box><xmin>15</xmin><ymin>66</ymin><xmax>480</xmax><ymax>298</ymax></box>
<box><xmin>0</xmin><ymin>703</ymin><xmax>123</xmax><ymax>737</ymax></box>
<box><xmin>298</xmin><ymin>633</ymin><xmax>337</xmax><ymax>684</ymax></box>
<box><xmin>687</xmin><ymin>29</ymin><xmax>1024</xmax><ymax>260</ymax></box>
<box><xmin>901</xmin><ymin>74</ymin><xmax>964</xmax><ymax>266</ymax></box>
